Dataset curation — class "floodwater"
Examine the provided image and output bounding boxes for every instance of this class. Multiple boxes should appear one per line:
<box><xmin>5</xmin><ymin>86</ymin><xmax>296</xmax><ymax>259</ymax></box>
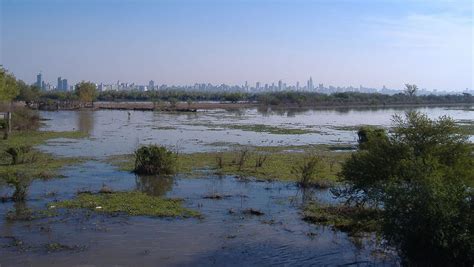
<box><xmin>1</xmin><ymin>106</ymin><xmax>472</xmax><ymax>266</ymax></box>
<box><xmin>39</xmin><ymin>105</ymin><xmax>474</xmax><ymax>157</ymax></box>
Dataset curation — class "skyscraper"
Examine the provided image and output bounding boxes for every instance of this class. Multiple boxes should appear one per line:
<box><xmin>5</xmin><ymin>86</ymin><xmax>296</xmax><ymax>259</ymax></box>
<box><xmin>62</xmin><ymin>79</ymin><xmax>68</xmax><ymax>91</ymax></box>
<box><xmin>278</xmin><ymin>80</ymin><xmax>282</xmax><ymax>91</ymax></box>
<box><xmin>148</xmin><ymin>80</ymin><xmax>155</xmax><ymax>90</ymax></box>
<box><xmin>57</xmin><ymin>77</ymin><xmax>62</xmax><ymax>90</ymax></box>
<box><xmin>307</xmin><ymin>77</ymin><xmax>314</xmax><ymax>90</ymax></box>
<box><xmin>36</xmin><ymin>73</ymin><xmax>42</xmax><ymax>89</ymax></box>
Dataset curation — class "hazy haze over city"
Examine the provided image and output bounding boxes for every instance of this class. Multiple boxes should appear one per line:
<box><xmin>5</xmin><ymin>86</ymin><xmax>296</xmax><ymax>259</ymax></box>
<box><xmin>1</xmin><ymin>0</ymin><xmax>473</xmax><ymax>91</ymax></box>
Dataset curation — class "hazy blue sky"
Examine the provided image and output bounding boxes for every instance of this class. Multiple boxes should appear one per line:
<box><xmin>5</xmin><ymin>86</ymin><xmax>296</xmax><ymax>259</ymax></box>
<box><xmin>1</xmin><ymin>0</ymin><xmax>472</xmax><ymax>91</ymax></box>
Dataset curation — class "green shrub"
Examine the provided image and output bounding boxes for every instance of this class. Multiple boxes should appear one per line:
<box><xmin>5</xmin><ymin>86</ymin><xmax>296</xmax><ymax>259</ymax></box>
<box><xmin>5</xmin><ymin>145</ymin><xmax>33</xmax><ymax>165</ymax></box>
<box><xmin>134</xmin><ymin>145</ymin><xmax>176</xmax><ymax>175</ymax></box>
<box><xmin>338</xmin><ymin>111</ymin><xmax>474</xmax><ymax>265</ymax></box>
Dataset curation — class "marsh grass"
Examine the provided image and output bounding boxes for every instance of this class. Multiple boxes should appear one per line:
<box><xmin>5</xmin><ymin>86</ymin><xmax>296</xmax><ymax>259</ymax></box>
<box><xmin>292</xmin><ymin>155</ymin><xmax>328</xmax><ymax>188</ymax></box>
<box><xmin>52</xmin><ymin>191</ymin><xmax>200</xmax><ymax>218</ymax></box>
<box><xmin>107</xmin><ymin>145</ymin><xmax>350</xmax><ymax>183</ymax></box>
<box><xmin>303</xmin><ymin>202</ymin><xmax>381</xmax><ymax>236</ymax></box>
<box><xmin>254</xmin><ymin>154</ymin><xmax>268</xmax><ymax>168</ymax></box>
<box><xmin>0</xmin><ymin>130</ymin><xmax>87</xmax><ymax>200</ymax></box>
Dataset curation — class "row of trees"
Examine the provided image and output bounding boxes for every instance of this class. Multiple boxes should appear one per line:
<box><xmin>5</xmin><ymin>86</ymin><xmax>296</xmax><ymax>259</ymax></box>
<box><xmin>9</xmin><ymin>74</ymin><xmax>472</xmax><ymax>107</ymax></box>
<box><xmin>336</xmin><ymin>112</ymin><xmax>473</xmax><ymax>265</ymax></box>
<box><xmin>0</xmin><ymin>67</ymin><xmax>98</xmax><ymax>104</ymax></box>
<box><xmin>19</xmin><ymin>88</ymin><xmax>474</xmax><ymax>107</ymax></box>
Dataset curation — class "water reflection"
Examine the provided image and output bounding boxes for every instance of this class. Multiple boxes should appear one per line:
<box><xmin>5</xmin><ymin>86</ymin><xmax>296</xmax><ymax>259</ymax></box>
<box><xmin>135</xmin><ymin>175</ymin><xmax>174</xmax><ymax>197</ymax></box>
<box><xmin>77</xmin><ymin>110</ymin><xmax>95</xmax><ymax>134</ymax></box>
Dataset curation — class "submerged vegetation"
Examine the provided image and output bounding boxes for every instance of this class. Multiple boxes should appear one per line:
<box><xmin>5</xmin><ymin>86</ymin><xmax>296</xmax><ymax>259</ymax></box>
<box><xmin>225</xmin><ymin>124</ymin><xmax>317</xmax><ymax>135</ymax></box>
<box><xmin>303</xmin><ymin>203</ymin><xmax>381</xmax><ymax>235</ymax></box>
<box><xmin>52</xmin><ymin>191</ymin><xmax>199</xmax><ymax>218</ymax></box>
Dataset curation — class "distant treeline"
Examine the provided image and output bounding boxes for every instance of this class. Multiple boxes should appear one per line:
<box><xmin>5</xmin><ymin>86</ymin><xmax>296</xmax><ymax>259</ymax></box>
<box><xmin>19</xmin><ymin>89</ymin><xmax>473</xmax><ymax>107</ymax></box>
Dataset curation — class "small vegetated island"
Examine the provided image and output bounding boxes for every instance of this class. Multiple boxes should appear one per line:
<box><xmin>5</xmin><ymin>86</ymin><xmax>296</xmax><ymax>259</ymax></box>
<box><xmin>0</xmin><ymin>67</ymin><xmax>473</xmax><ymax>265</ymax></box>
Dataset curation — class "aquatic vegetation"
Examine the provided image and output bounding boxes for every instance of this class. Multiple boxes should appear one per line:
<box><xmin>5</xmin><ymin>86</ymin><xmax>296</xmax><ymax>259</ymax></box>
<box><xmin>107</xmin><ymin>145</ymin><xmax>349</xmax><ymax>183</ymax></box>
<box><xmin>0</xmin><ymin>130</ymin><xmax>87</xmax><ymax>201</ymax></box>
<box><xmin>52</xmin><ymin>191</ymin><xmax>200</xmax><ymax>218</ymax></box>
<box><xmin>5</xmin><ymin>206</ymin><xmax>58</xmax><ymax>221</ymax></box>
<box><xmin>291</xmin><ymin>154</ymin><xmax>331</xmax><ymax>188</ymax></box>
<box><xmin>254</xmin><ymin>154</ymin><xmax>268</xmax><ymax>168</ymax></box>
<box><xmin>134</xmin><ymin>145</ymin><xmax>177</xmax><ymax>175</ymax></box>
<box><xmin>303</xmin><ymin>203</ymin><xmax>381</xmax><ymax>236</ymax></box>
<box><xmin>45</xmin><ymin>242</ymin><xmax>86</xmax><ymax>253</ymax></box>
<box><xmin>235</xmin><ymin>147</ymin><xmax>250</xmax><ymax>171</ymax></box>
<box><xmin>4</xmin><ymin>173</ymin><xmax>31</xmax><ymax>201</ymax></box>
<box><xmin>0</xmin><ymin>130</ymin><xmax>86</xmax><ymax>148</ymax></box>
<box><xmin>226</xmin><ymin>124</ymin><xmax>317</xmax><ymax>135</ymax></box>
<box><xmin>5</xmin><ymin>145</ymin><xmax>33</xmax><ymax>165</ymax></box>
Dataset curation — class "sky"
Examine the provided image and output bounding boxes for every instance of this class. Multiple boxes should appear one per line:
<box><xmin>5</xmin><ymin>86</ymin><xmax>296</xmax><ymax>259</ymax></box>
<box><xmin>1</xmin><ymin>0</ymin><xmax>473</xmax><ymax>91</ymax></box>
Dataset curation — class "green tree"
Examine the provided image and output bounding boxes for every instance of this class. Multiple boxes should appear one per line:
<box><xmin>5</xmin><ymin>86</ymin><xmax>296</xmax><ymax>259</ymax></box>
<box><xmin>75</xmin><ymin>81</ymin><xmax>97</xmax><ymax>103</ymax></box>
<box><xmin>16</xmin><ymin>81</ymin><xmax>40</xmax><ymax>103</ymax></box>
<box><xmin>338</xmin><ymin>111</ymin><xmax>473</xmax><ymax>265</ymax></box>
<box><xmin>0</xmin><ymin>67</ymin><xmax>19</xmax><ymax>102</ymax></box>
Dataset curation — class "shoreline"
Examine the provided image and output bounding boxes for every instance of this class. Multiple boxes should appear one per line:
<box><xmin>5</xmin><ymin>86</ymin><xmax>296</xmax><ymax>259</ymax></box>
<box><xmin>94</xmin><ymin>101</ymin><xmax>473</xmax><ymax>111</ymax></box>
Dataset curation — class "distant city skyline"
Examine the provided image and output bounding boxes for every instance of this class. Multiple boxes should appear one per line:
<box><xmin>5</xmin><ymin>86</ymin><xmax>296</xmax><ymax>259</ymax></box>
<box><xmin>29</xmin><ymin>71</ymin><xmax>473</xmax><ymax>96</ymax></box>
<box><xmin>1</xmin><ymin>0</ymin><xmax>472</xmax><ymax>91</ymax></box>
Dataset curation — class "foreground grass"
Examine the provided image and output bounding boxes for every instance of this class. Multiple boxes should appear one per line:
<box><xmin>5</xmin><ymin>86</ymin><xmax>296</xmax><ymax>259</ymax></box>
<box><xmin>0</xmin><ymin>130</ymin><xmax>87</xmax><ymax>181</ymax></box>
<box><xmin>51</xmin><ymin>191</ymin><xmax>200</xmax><ymax>218</ymax></box>
<box><xmin>107</xmin><ymin>144</ymin><xmax>352</xmax><ymax>184</ymax></box>
<box><xmin>303</xmin><ymin>202</ymin><xmax>382</xmax><ymax>236</ymax></box>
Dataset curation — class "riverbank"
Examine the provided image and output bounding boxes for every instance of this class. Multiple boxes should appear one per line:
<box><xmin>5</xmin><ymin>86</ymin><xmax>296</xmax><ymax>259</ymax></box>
<box><xmin>95</xmin><ymin>101</ymin><xmax>473</xmax><ymax>111</ymax></box>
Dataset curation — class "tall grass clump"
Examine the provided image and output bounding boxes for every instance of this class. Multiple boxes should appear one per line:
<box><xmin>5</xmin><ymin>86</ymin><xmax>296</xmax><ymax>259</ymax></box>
<box><xmin>11</xmin><ymin>108</ymin><xmax>41</xmax><ymax>131</ymax></box>
<box><xmin>292</xmin><ymin>155</ymin><xmax>331</xmax><ymax>188</ymax></box>
<box><xmin>5</xmin><ymin>145</ymin><xmax>34</xmax><ymax>165</ymax></box>
<box><xmin>4</xmin><ymin>173</ymin><xmax>31</xmax><ymax>202</ymax></box>
<box><xmin>134</xmin><ymin>145</ymin><xmax>177</xmax><ymax>175</ymax></box>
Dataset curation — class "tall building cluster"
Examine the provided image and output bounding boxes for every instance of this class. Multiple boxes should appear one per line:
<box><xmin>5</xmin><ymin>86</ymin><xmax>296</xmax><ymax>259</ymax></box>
<box><xmin>34</xmin><ymin>72</ymin><xmax>70</xmax><ymax>91</ymax></box>
<box><xmin>57</xmin><ymin>77</ymin><xmax>68</xmax><ymax>91</ymax></box>
<box><xmin>32</xmin><ymin>72</ymin><xmax>470</xmax><ymax>95</ymax></box>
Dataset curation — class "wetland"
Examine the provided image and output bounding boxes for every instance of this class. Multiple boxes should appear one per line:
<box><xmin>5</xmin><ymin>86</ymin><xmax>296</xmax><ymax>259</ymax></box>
<box><xmin>1</xmin><ymin>105</ymin><xmax>472</xmax><ymax>266</ymax></box>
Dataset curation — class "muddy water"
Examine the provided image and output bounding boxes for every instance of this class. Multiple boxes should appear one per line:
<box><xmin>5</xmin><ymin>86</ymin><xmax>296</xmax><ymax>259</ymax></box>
<box><xmin>1</xmin><ymin>106</ymin><xmax>472</xmax><ymax>266</ymax></box>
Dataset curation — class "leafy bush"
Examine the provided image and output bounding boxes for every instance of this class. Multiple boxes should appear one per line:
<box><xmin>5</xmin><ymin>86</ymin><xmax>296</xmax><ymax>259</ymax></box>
<box><xmin>338</xmin><ymin>111</ymin><xmax>474</xmax><ymax>265</ymax></box>
<box><xmin>134</xmin><ymin>145</ymin><xmax>176</xmax><ymax>175</ymax></box>
<box><xmin>5</xmin><ymin>145</ymin><xmax>33</xmax><ymax>165</ymax></box>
